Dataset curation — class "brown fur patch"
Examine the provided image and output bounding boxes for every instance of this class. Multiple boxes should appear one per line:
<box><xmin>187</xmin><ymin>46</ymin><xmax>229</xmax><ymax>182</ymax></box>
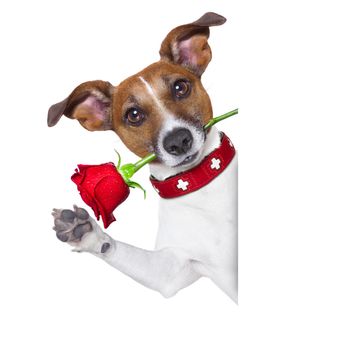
<box><xmin>111</xmin><ymin>61</ymin><xmax>212</xmax><ymax>158</ymax></box>
<box><xmin>159</xmin><ymin>12</ymin><xmax>226</xmax><ymax>76</ymax></box>
<box><xmin>48</xmin><ymin>13</ymin><xmax>226</xmax><ymax>159</ymax></box>
<box><xmin>47</xmin><ymin>80</ymin><xmax>113</xmax><ymax>130</ymax></box>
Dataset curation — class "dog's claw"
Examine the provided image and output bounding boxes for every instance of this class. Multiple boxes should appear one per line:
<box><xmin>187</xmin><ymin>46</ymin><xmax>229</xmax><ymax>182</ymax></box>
<box><xmin>51</xmin><ymin>209</ymin><xmax>61</xmax><ymax>219</ymax></box>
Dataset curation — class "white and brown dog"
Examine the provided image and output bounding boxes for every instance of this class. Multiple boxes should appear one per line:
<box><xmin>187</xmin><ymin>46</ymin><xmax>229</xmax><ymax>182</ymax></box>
<box><xmin>48</xmin><ymin>12</ymin><xmax>238</xmax><ymax>302</ymax></box>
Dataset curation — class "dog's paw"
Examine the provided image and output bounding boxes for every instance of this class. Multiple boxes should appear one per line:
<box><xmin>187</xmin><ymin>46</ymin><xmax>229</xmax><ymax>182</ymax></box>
<box><xmin>51</xmin><ymin>205</ymin><xmax>113</xmax><ymax>254</ymax></box>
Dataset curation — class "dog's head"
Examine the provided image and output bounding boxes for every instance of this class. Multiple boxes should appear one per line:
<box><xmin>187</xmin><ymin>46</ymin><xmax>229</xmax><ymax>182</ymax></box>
<box><xmin>48</xmin><ymin>12</ymin><xmax>226</xmax><ymax>167</ymax></box>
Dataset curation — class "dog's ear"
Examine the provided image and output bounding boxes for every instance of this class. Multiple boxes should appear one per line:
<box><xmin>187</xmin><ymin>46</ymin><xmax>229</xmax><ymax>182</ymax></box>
<box><xmin>159</xmin><ymin>12</ymin><xmax>226</xmax><ymax>77</ymax></box>
<box><xmin>47</xmin><ymin>80</ymin><xmax>113</xmax><ymax>131</ymax></box>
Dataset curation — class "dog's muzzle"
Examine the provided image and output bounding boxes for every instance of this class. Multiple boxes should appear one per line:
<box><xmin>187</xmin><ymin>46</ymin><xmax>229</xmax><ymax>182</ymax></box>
<box><xmin>162</xmin><ymin>127</ymin><xmax>193</xmax><ymax>156</ymax></box>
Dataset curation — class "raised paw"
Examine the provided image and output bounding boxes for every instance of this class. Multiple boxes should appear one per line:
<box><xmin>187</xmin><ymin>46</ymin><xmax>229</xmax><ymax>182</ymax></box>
<box><xmin>52</xmin><ymin>206</ymin><xmax>113</xmax><ymax>254</ymax></box>
<box><xmin>52</xmin><ymin>206</ymin><xmax>92</xmax><ymax>243</ymax></box>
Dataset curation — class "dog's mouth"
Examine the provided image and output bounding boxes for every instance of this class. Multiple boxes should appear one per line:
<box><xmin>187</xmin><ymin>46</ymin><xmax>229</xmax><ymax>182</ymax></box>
<box><xmin>154</xmin><ymin>146</ymin><xmax>202</xmax><ymax>168</ymax></box>
<box><xmin>174</xmin><ymin>152</ymin><xmax>199</xmax><ymax>167</ymax></box>
<box><xmin>155</xmin><ymin>117</ymin><xmax>206</xmax><ymax>168</ymax></box>
<box><xmin>156</xmin><ymin>132</ymin><xmax>205</xmax><ymax>168</ymax></box>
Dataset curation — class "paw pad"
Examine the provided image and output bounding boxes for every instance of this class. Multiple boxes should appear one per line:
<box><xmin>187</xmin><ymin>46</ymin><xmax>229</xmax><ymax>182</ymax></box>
<box><xmin>52</xmin><ymin>206</ymin><xmax>92</xmax><ymax>243</ymax></box>
<box><xmin>74</xmin><ymin>206</ymin><xmax>89</xmax><ymax>220</ymax></box>
<box><xmin>101</xmin><ymin>242</ymin><xmax>111</xmax><ymax>253</ymax></box>
<box><xmin>56</xmin><ymin>231</ymin><xmax>69</xmax><ymax>242</ymax></box>
<box><xmin>60</xmin><ymin>209</ymin><xmax>76</xmax><ymax>223</ymax></box>
<box><xmin>73</xmin><ymin>222</ymin><xmax>92</xmax><ymax>239</ymax></box>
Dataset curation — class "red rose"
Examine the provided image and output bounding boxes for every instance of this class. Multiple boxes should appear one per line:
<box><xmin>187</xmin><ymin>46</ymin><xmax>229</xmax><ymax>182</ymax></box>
<box><xmin>68</xmin><ymin>110</ymin><xmax>238</xmax><ymax>229</ymax></box>
<box><xmin>71</xmin><ymin>163</ymin><xmax>130</xmax><ymax>228</ymax></box>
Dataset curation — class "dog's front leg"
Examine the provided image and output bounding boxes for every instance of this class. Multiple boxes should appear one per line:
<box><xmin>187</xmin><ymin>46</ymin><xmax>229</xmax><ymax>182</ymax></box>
<box><xmin>52</xmin><ymin>206</ymin><xmax>200</xmax><ymax>297</ymax></box>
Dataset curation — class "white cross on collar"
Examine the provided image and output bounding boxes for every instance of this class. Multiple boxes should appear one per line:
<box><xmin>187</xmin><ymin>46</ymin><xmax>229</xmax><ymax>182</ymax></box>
<box><xmin>210</xmin><ymin>157</ymin><xmax>221</xmax><ymax>170</ymax></box>
<box><xmin>176</xmin><ymin>179</ymin><xmax>189</xmax><ymax>191</ymax></box>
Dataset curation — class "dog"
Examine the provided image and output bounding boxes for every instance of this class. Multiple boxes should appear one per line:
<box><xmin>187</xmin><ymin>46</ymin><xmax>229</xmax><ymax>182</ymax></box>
<box><xmin>47</xmin><ymin>12</ymin><xmax>238</xmax><ymax>302</ymax></box>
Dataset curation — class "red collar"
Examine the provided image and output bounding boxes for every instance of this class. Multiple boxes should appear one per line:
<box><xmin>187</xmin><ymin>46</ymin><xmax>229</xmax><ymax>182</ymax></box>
<box><xmin>150</xmin><ymin>133</ymin><xmax>235</xmax><ymax>199</ymax></box>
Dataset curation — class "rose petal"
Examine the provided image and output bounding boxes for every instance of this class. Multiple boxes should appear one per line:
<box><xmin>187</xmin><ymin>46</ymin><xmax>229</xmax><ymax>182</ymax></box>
<box><xmin>71</xmin><ymin>171</ymin><xmax>83</xmax><ymax>185</ymax></box>
<box><xmin>71</xmin><ymin>162</ymin><xmax>130</xmax><ymax>228</ymax></box>
<box><xmin>94</xmin><ymin>175</ymin><xmax>130</xmax><ymax>228</ymax></box>
<box><xmin>78</xmin><ymin>188</ymin><xmax>100</xmax><ymax>220</ymax></box>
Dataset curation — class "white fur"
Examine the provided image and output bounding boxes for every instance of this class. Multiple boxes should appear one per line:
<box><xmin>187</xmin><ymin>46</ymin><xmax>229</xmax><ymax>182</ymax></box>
<box><xmin>150</xmin><ymin>125</ymin><xmax>220</xmax><ymax>179</ymax></box>
<box><xmin>138</xmin><ymin>75</ymin><xmax>205</xmax><ymax>167</ymax></box>
<box><xmin>69</xmin><ymin>126</ymin><xmax>238</xmax><ymax>302</ymax></box>
<box><xmin>155</xmin><ymin>116</ymin><xmax>205</xmax><ymax>167</ymax></box>
<box><xmin>138</xmin><ymin>76</ymin><xmax>169</xmax><ymax>116</ymax></box>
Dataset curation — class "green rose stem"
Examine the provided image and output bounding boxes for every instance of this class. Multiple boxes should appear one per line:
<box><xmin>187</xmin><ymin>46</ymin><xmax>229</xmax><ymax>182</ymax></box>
<box><xmin>117</xmin><ymin>108</ymin><xmax>238</xmax><ymax>196</ymax></box>
<box><xmin>203</xmin><ymin>108</ymin><xmax>238</xmax><ymax>131</ymax></box>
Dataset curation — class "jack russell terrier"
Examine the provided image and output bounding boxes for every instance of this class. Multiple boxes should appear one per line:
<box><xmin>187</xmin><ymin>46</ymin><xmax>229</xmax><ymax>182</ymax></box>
<box><xmin>47</xmin><ymin>12</ymin><xmax>238</xmax><ymax>302</ymax></box>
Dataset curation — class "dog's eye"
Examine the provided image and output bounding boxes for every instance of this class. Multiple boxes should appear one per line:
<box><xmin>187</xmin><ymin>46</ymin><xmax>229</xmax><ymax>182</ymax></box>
<box><xmin>173</xmin><ymin>80</ymin><xmax>191</xmax><ymax>99</ymax></box>
<box><xmin>125</xmin><ymin>108</ymin><xmax>145</xmax><ymax>126</ymax></box>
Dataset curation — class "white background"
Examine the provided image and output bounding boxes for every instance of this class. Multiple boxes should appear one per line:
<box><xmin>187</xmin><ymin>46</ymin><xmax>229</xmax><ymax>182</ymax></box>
<box><xmin>1</xmin><ymin>0</ymin><xmax>349</xmax><ymax>349</ymax></box>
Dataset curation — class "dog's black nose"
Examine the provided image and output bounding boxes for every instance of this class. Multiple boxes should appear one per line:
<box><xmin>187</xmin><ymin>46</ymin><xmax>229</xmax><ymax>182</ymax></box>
<box><xmin>163</xmin><ymin>128</ymin><xmax>193</xmax><ymax>156</ymax></box>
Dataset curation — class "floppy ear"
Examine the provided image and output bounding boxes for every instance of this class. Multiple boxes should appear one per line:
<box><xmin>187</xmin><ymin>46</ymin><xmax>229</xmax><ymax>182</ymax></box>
<box><xmin>47</xmin><ymin>80</ymin><xmax>113</xmax><ymax>131</ymax></box>
<box><xmin>159</xmin><ymin>12</ymin><xmax>226</xmax><ymax>77</ymax></box>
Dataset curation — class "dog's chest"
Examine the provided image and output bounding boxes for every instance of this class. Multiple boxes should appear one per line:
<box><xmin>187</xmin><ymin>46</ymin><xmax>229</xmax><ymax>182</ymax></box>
<box><xmin>155</xmin><ymin>155</ymin><xmax>238</xmax><ymax>265</ymax></box>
